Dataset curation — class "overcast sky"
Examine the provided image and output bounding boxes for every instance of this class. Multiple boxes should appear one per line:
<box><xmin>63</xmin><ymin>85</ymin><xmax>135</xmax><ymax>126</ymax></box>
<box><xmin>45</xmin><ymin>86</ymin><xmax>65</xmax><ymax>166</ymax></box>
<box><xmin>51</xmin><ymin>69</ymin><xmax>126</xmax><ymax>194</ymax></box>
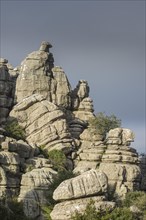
<box><xmin>0</xmin><ymin>0</ymin><xmax>145</xmax><ymax>153</ymax></box>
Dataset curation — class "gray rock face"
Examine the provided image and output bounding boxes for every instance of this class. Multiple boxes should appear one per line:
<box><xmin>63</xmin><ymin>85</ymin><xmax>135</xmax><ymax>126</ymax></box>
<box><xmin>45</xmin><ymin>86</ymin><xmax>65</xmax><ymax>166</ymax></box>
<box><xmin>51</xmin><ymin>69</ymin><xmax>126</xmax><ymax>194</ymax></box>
<box><xmin>0</xmin><ymin>151</ymin><xmax>20</xmax><ymax>197</ymax></box>
<box><xmin>18</xmin><ymin>167</ymin><xmax>57</xmax><ymax>219</ymax></box>
<box><xmin>0</xmin><ymin>59</ymin><xmax>15</xmax><ymax>124</ymax></box>
<box><xmin>1</xmin><ymin>137</ymin><xmax>33</xmax><ymax>159</ymax></box>
<box><xmin>53</xmin><ymin>169</ymin><xmax>108</xmax><ymax>201</ymax></box>
<box><xmin>9</xmin><ymin>94</ymin><xmax>73</xmax><ymax>151</ymax></box>
<box><xmin>99</xmin><ymin>128</ymin><xmax>141</xmax><ymax>200</ymax></box>
<box><xmin>15</xmin><ymin>42</ymin><xmax>72</xmax><ymax>110</ymax></box>
<box><xmin>73</xmin><ymin>97</ymin><xmax>95</xmax><ymax>121</ymax></box>
<box><xmin>52</xmin><ymin>66</ymin><xmax>72</xmax><ymax>109</ymax></box>
<box><xmin>73</xmin><ymin>127</ymin><xmax>141</xmax><ymax>200</ymax></box>
<box><xmin>15</xmin><ymin>42</ymin><xmax>54</xmax><ymax>103</ymax></box>
<box><xmin>73</xmin><ymin>127</ymin><xmax>105</xmax><ymax>174</ymax></box>
<box><xmin>51</xmin><ymin>169</ymin><xmax>115</xmax><ymax>220</ymax></box>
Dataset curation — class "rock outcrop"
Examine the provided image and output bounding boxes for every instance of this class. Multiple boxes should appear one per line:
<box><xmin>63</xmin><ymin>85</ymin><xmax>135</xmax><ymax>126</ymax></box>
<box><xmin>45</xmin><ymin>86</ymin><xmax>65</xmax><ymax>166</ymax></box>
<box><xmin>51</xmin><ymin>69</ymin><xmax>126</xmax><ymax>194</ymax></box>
<box><xmin>99</xmin><ymin>128</ymin><xmax>141</xmax><ymax>200</ymax></box>
<box><xmin>50</xmin><ymin>169</ymin><xmax>115</xmax><ymax>220</ymax></box>
<box><xmin>0</xmin><ymin>41</ymin><xmax>143</xmax><ymax>220</ymax></box>
<box><xmin>9</xmin><ymin>94</ymin><xmax>73</xmax><ymax>152</ymax></box>
<box><xmin>73</xmin><ymin>127</ymin><xmax>105</xmax><ymax>174</ymax></box>
<box><xmin>18</xmin><ymin>168</ymin><xmax>57</xmax><ymax>219</ymax></box>
<box><xmin>0</xmin><ymin>58</ymin><xmax>16</xmax><ymax>124</ymax></box>
<box><xmin>0</xmin><ymin>151</ymin><xmax>20</xmax><ymax>197</ymax></box>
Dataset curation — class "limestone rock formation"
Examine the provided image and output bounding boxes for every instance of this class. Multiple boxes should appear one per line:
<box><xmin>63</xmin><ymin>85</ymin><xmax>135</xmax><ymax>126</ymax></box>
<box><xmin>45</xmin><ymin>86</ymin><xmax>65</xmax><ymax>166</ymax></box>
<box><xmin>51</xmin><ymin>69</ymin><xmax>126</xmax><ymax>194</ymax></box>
<box><xmin>73</xmin><ymin>127</ymin><xmax>105</xmax><ymax>174</ymax></box>
<box><xmin>51</xmin><ymin>169</ymin><xmax>115</xmax><ymax>220</ymax></box>
<box><xmin>99</xmin><ymin>128</ymin><xmax>141</xmax><ymax>200</ymax></box>
<box><xmin>0</xmin><ymin>58</ymin><xmax>15</xmax><ymax>124</ymax></box>
<box><xmin>53</xmin><ymin>169</ymin><xmax>108</xmax><ymax>201</ymax></box>
<box><xmin>15</xmin><ymin>42</ymin><xmax>72</xmax><ymax>110</ymax></box>
<box><xmin>52</xmin><ymin>66</ymin><xmax>72</xmax><ymax>109</ymax></box>
<box><xmin>0</xmin><ymin>41</ymin><xmax>143</xmax><ymax>219</ymax></box>
<box><xmin>9</xmin><ymin>94</ymin><xmax>73</xmax><ymax>152</ymax></box>
<box><xmin>15</xmin><ymin>41</ymin><xmax>54</xmax><ymax>103</ymax></box>
<box><xmin>0</xmin><ymin>151</ymin><xmax>20</xmax><ymax>197</ymax></box>
<box><xmin>51</xmin><ymin>197</ymin><xmax>115</xmax><ymax>220</ymax></box>
<box><xmin>73</xmin><ymin>97</ymin><xmax>95</xmax><ymax>121</ymax></box>
<box><xmin>1</xmin><ymin>137</ymin><xmax>33</xmax><ymax>159</ymax></box>
<box><xmin>18</xmin><ymin>167</ymin><xmax>57</xmax><ymax>219</ymax></box>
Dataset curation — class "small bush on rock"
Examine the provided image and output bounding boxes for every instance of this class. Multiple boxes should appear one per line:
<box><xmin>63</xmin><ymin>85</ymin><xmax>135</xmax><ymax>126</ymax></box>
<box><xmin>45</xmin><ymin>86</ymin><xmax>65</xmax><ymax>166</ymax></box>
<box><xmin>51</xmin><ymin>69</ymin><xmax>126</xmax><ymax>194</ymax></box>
<box><xmin>5</xmin><ymin>119</ymin><xmax>26</xmax><ymax>140</ymax></box>
<box><xmin>89</xmin><ymin>112</ymin><xmax>121</xmax><ymax>137</ymax></box>
<box><xmin>72</xmin><ymin>191</ymin><xmax>146</xmax><ymax>220</ymax></box>
<box><xmin>48</xmin><ymin>149</ymin><xmax>67</xmax><ymax>171</ymax></box>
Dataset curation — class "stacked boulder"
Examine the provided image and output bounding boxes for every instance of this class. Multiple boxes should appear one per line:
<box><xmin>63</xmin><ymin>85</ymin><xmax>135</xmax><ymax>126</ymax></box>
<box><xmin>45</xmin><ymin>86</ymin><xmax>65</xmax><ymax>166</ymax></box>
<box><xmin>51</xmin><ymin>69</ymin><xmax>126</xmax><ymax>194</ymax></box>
<box><xmin>99</xmin><ymin>128</ymin><xmax>141</xmax><ymax>199</ymax></box>
<box><xmin>71</xmin><ymin>80</ymin><xmax>95</xmax><ymax>121</ymax></box>
<box><xmin>73</xmin><ymin>127</ymin><xmax>106</xmax><ymax>174</ymax></box>
<box><xmin>50</xmin><ymin>169</ymin><xmax>115</xmax><ymax>220</ymax></box>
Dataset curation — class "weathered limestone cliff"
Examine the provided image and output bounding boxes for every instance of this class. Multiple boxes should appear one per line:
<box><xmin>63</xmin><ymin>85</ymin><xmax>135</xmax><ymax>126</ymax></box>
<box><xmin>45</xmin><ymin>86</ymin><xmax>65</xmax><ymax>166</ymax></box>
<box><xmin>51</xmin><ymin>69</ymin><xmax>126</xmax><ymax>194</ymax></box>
<box><xmin>0</xmin><ymin>41</ymin><xmax>144</xmax><ymax>220</ymax></box>
<box><xmin>0</xmin><ymin>58</ymin><xmax>17</xmax><ymax>124</ymax></box>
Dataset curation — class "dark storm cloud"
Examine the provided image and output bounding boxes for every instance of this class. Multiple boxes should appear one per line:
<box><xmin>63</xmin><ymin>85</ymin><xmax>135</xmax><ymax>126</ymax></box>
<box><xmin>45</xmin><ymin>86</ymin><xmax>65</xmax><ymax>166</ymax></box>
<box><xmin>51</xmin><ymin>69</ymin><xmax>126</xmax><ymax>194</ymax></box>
<box><xmin>0</xmin><ymin>0</ymin><xmax>145</xmax><ymax>152</ymax></box>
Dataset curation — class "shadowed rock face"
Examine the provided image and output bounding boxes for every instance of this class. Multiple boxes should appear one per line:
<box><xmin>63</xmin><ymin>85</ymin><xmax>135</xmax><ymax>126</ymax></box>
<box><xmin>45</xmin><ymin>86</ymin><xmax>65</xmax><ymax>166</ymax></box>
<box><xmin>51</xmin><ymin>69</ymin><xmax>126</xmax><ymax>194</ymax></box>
<box><xmin>0</xmin><ymin>59</ymin><xmax>16</xmax><ymax>124</ymax></box>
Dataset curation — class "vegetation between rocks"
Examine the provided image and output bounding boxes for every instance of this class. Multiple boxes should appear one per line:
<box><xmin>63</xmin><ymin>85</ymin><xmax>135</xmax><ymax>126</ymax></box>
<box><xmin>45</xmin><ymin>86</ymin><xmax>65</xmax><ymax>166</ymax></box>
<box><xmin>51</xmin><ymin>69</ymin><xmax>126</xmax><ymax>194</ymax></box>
<box><xmin>0</xmin><ymin>198</ymin><xmax>32</xmax><ymax>220</ymax></box>
<box><xmin>71</xmin><ymin>191</ymin><xmax>146</xmax><ymax>220</ymax></box>
<box><xmin>5</xmin><ymin>119</ymin><xmax>26</xmax><ymax>140</ymax></box>
<box><xmin>89</xmin><ymin>112</ymin><xmax>121</xmax><ymax>137</ymax></box>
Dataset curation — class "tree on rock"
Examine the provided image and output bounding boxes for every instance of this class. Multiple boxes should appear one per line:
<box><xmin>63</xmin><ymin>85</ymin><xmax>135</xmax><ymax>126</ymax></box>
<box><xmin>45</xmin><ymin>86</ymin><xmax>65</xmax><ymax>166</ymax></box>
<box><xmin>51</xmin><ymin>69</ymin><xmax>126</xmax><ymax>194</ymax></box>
<box><xmin>90</xmin><ymin>112</ymin><xmax>121</xmax><ymax>138</ymax></box>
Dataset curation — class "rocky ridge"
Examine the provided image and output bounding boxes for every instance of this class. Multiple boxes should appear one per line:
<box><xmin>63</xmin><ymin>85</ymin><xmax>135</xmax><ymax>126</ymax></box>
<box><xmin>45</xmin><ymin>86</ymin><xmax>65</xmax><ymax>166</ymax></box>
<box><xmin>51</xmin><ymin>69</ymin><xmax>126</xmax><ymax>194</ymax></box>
<box><xmin>0</xmin><ymin>41</ymin><xmax>144</xmax><ymax>220</ymax></box>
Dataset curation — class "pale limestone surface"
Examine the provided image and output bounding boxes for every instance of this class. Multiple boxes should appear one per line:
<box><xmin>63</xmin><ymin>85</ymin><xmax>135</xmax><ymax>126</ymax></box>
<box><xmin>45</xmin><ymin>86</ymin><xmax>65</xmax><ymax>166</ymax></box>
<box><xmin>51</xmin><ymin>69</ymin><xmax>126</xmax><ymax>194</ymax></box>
<box><xmin>15</xmin><ymin>43</ymin><xmax>72</xmax><ymax>110</ymax></box>
<box><xmin>53</xmin><ymin>169</ymin><xmax>108</xmax><ymax>201</ymax></box>
<box><xmin>1</xmin><ymin>137</ymin><xmax>33</xmax><ymax>159</ymax></box>
<box><xmin>99</xmin><ymin>128</ymin><xmax>141</xmax><ymax>200</ymax></box>
<box><xmin>50</xmin><ymin>196</ymin><xmax>115</xmax><ymax>220</ymax></box>
<box><xmin>73</xmin><ymin>127</ymin><xmax>105</xmax><ymax>174</ymax></box>
<box><xmin>18</xmin><ymin>167</ymin><xmax>57</xmax><ymax>218</ymax></box>
<box><xmin>9</xmin><ymin>94</ymin><xmax>73</xmax><ymax>151</ymax></box>
<box><xmin>0</xmin><ymin>151</ymin><xmax>20</xmax><ymax>197</ymax></box>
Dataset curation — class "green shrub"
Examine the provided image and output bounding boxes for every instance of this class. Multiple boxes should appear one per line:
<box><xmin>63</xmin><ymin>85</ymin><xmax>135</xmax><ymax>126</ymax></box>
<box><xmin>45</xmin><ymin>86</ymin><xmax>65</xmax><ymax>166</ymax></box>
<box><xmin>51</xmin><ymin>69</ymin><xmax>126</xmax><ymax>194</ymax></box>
<box><xmin>41</xmin><ymin>205</ymin><xmax>54</xmax><ymax>220</ymax></box>
<box><xmin>123</xmin><ymin>191</ymin><xmax>146</xmax><ymax>214</ymax></box>
<box><xmin>101</xmin><ymin>207</ymin><xmax>135</xmax><ymax>220</ymax></box>
<box><xmin>5</xmin><ymin>119</ymin><xmax>26</xmax><ymax>140</ymax></box>
<box><xmin>72</xmin><ymin>200</ymin><xmax>105</xmax><ymax>220</ymax></box>
<box><xmin>89</xmin><ymin>112</ymin><xmax>121</xmax><ymax>137</ymax></box>
<box><xmin>72</xmin><ymin>204</ymin><xmax>136</xmax><ymax>220</ymax></box>
<box><xmin>48</xmin><ymin>149</ymin><xmax>67</xmax><ymax>171</ymax></box>
<box><xmin>0</xmin><ymin>198</ymin><xmax>32</xmax><ymax>220</ymax></box>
